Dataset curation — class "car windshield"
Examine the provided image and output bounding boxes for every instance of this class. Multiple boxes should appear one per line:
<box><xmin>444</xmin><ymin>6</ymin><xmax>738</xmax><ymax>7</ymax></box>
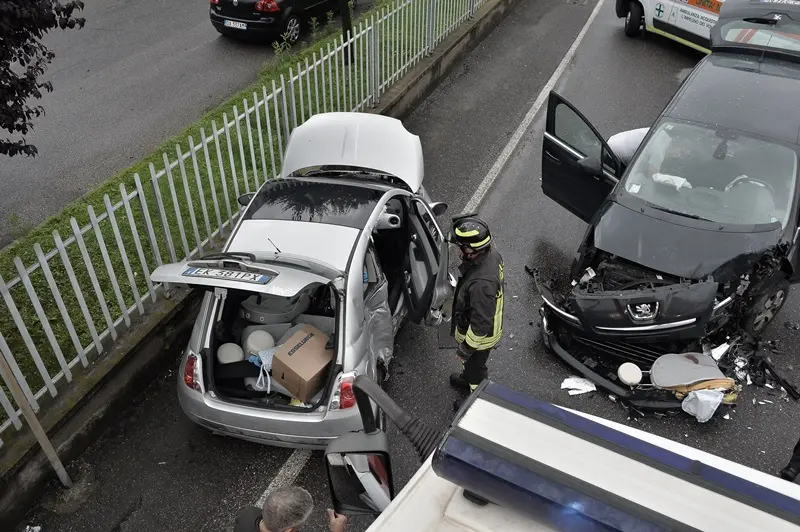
<box><xmin>719</xmin><ymin>19</ymin><xmax>800</xmax><ymax>53</ymax></box>
<box><xmin>621</xmin><ymin>120</ymin><xmax>798</xmax><ymax>227</ymax></box>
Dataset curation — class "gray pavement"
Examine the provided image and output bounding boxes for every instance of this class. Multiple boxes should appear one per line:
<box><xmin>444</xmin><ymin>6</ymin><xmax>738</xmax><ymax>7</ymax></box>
<box><xmin>14</xmin><ymin>0</ymin><xmax>800</xmax><ymax>530</ymax></box>
<box><xmin>0</xmin><ymin>0</ymin><xmax>352</xmax><ymax>248</ymax></box>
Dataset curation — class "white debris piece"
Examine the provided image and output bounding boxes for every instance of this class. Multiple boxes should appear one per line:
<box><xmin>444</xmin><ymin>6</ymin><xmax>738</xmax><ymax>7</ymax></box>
<box><xmin>723</xmin><ymin>414</ymin><xmax>731</xmax><ymax>420</ymax></box>
<box><xmin>561</xmin><ymin>376</ymin><xmax>597</xmax><ymax>395</ymax></box>
<box><xmin>766</xmin><ymin>383</ymin><xmax>775</xmax><ymax>389</ymax></box>
<box><xmin>763</xmin><ymin>400</ymin><xmax>774</xmax><ymax>404</ymax></box>
<box><xmin>681</xmin><ymin>389</ymin><xmax>724</xmax><ymax>423</ymax></box>
<box><xmin>24</xmin><ymin>527</ymin><xmax>42</xmax><ymax>532</ymax></box>
<box><xmin>711</xmin><ymin>342</ymin><xmax>732</xmax><ymax>361</ymax></box>
<box><xmin>747</xmin><ymin>374</ymin><xmax>753</xmax><ymax>386</ymax></box>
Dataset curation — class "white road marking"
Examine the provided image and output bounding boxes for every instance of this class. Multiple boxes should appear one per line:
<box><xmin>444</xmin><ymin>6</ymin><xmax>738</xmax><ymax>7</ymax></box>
<box><xmin>254</xmin><ymin>449</ymin><xmax>312</xmax><ymax>508</ymax></box>
<box><xmin>464</xmin><ymin>0</ymin><xmax>607</xmax><ymax>213</ymax></box>
<box><xmin>254</xmin><ymin>0</ymin><xmax>606</xmax><ymax>504</ymax></box>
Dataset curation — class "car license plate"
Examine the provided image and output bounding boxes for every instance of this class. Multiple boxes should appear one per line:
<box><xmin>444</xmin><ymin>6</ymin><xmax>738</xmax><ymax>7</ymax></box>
<box><xmin>182</xmin><ymin>267</ymin><xmax>271</xmax><ymax>284</ymax></box>
<box><xmin>223</xmin><ymin>19</ymin><xmax>247</xmax><ymax>30</ymax></box>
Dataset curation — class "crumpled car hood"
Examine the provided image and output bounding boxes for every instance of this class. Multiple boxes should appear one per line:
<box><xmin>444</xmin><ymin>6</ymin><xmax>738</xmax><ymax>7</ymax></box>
<box><xmin>592</xmin><ymin>202</ymin><xmax>783</xmax><ymax>282</ymax></box>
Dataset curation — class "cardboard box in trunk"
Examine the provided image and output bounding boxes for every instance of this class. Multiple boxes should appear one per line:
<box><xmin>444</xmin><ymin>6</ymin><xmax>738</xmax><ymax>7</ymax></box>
<box><xmin>272</xmin><ymin>324</ymin><xmax>335</xmax><ymax>404</ymax></box>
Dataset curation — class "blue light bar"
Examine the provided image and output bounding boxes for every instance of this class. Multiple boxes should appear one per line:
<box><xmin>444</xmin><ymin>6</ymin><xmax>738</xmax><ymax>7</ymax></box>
<box><xmin>431</xmin><ymin>380</ymin><xmax>800</xmax><ymax>532</ymax></box>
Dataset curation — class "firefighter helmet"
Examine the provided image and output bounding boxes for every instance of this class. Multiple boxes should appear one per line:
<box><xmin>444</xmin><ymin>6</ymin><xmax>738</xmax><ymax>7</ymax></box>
<box><xmin>452</xmin><ymin>216</ymin><xmax>491</xmax><ymax>251</ymax></box>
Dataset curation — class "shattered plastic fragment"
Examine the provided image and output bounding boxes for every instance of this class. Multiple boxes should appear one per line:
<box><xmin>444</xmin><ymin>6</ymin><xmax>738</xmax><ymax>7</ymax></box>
<box><xmin>711</xmin><ymin>342</ymin><xmax>731</xmax><ymax>361</ymax></box>
<box><xmin>766</xmin><ymin>383</ymin><xmax>775</xmax><ymax>389</ymax></box>
<box><xmin>763</xmin><ymin>399</ymin><xmax>774</xmax><ymax>404</ymax></box>
<box><xmin>561</xmin><ymin>376</ymin><xmax>596</xmax><ymax>395</ymax></box>
<box><xmin>785</xmin><ymin>321</ymin><xmax>800</xmax><ymax>331</ymax></box>
<box><xmin>723</xmin><ymin>414</ymin><xmax>731</xmax><ymax>420</ymax></box>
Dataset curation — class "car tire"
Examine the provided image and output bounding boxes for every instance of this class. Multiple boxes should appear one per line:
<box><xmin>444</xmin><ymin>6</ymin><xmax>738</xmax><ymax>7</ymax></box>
<box><xmin>742</xmin><ymin>278</ymin><xmax>791</xmax><ymax>336</ymax></box>
<box><xmin>624</xmin><ymin>1</ymin><xmax>644</xmax><ymax>38</ymax></box>
<box><xmin>282</xmin><ymin>14</ymin><xmax>301</xmax><ymax>46</ymax></box>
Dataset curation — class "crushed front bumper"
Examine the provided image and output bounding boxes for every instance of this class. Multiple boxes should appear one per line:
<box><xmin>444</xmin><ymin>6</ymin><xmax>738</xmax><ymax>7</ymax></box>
<box><xmin>540</xmin><ymin>306</ymin><xmax>685</xmax><ymax>412</ymax></box>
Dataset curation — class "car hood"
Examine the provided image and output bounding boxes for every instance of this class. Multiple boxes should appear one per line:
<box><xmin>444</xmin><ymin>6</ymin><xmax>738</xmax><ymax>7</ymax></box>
<box><xmin>592</xmin><ymin>202</ymin><xmax>783</xmax><ymax>283</ymax></box>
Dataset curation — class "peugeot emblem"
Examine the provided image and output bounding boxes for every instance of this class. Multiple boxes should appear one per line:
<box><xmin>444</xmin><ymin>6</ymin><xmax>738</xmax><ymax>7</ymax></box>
<box><xmin>627</xmin><ymin>302</ymin><xmax>659</xmax><ymax>321</ymax></box>
<box><xmin>233</xmin><ymin>0</ymin><xmax>239</xmax><ymax>5</ymax></box>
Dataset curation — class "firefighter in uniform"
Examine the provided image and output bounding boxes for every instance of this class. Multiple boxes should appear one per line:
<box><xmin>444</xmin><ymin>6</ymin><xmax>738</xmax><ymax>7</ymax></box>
<box><xmin>449</xmin><ymin>215</ymin><xmax>504</xmax><ymax>410</ymax></box>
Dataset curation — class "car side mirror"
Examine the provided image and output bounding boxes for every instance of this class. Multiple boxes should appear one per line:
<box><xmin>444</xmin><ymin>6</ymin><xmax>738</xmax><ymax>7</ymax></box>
<box><xmin>577</xmin><ymin>155</ymin><xmax>603</xmax><ymax>177</ymax></box>
<box><xmin>237</xmin><ymin>192</ymin><xmax>255</xmax><ymax>207</ymax></box>
<box><xmin>325</xmin><ymin>431</ymin><xmax>395</xmax><ymax>516</ymax></box>
<box><xmin>429</xmin><ymin>201</ymin><xmax>448</xmax><ymax>216</ymax></box>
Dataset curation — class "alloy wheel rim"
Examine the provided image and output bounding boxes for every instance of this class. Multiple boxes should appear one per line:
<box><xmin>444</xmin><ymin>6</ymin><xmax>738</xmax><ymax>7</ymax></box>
<box><xmin>287</xmin><ymin>18</ymin><xmax>300</xmax><ymax>42</ymax></box>
<box><xmin>753</xmin><ymin>289</ymin><xmax>786</xmax><ymax>331</ymax></box>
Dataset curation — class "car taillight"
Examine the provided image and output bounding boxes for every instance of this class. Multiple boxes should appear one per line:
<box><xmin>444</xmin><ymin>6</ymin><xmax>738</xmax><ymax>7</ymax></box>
<box><xmin>330</xmin><ymin>372</ymin><xmax>356</xmax><ymax>410</ymax></box>
<box><xmin>184</xmin><ymin>352</ymin><xmax>202</xmax><ymax>391</ymax></box>
<box><xmin>210</xmin><ymin>0</ymin><xmax>219</xmax><ymax>4</ymax></box>
<box><xmin>340</xmin><ymin>381</ymin><xmax>356</xmax><ymax>409</ymax></box>
<box><xmin>255</xmin><ymin>0</ymin><xmax>280</xmax><ymax>12</ymax></box>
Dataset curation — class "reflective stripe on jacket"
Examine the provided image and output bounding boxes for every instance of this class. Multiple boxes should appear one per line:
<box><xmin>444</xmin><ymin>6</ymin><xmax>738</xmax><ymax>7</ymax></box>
<box><xmin>451</xmin><ymin>247</ymin><xmax>505</xmax><ymax>357</ymax></box>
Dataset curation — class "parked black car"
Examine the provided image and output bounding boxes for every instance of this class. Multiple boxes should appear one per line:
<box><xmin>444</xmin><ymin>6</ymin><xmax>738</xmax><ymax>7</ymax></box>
<box><xmin>534</xmin><ymin>0</ymin><xmax>800</xmax><ymax>411</ymax></box>
<box><xmin>210</xmin><ymin>0</ymin><xmax>342</xmax><ymax>45</ymax></box>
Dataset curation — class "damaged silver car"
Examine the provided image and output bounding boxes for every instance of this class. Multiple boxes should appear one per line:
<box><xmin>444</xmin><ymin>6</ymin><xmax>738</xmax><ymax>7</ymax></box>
<box><xmin>151</xmin><ymin>112</ymin><xmax>454</xmax><ymax>448</ymax></box>
<box><xmin>532</xmin><ymin>9</ymin><xmax>800</xmax><ymax>414</ymax></box>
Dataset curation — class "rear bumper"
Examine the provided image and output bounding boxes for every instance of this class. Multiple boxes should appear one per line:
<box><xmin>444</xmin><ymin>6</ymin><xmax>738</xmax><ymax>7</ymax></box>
<box><xmin>177</xmin><ymin>377</ymin><xmax>364</xmax><ymax>450</ymax></box>
<box><xmin>210</xmin><ymin>11</ymin><xmax>285</xmax><ymax>37</ymax></box>
<box><xmin>540</xmin><ymin>307</ymin><xmax>685</xmax><ymax>413</ymax></box>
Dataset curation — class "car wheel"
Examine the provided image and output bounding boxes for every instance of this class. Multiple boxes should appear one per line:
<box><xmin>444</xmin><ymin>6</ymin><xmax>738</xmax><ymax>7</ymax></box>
<box><xmin>743</xmin><ymin>278</ymin><xmax>790</xmax><ymax>336</ymax></box>
<box><xmin>624</xmin><ymin>1</ymin><xmax>644</xmax><ymax>38</ymax></box>
<box><xmin>283</xmin><ymin>15</ymin><xmax>301</xmax><ymax>45</ymax></box>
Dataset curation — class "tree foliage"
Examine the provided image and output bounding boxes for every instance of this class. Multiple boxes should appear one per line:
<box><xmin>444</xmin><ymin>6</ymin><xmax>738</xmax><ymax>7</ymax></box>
<box><xmin>0</xmin><ymin>0</ymin><xmax>86</xmax><ymax>157</ymax></box>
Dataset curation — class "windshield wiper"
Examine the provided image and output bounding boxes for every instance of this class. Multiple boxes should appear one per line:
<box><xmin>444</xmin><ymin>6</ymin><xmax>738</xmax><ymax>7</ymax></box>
<box><xmin>648</xmin><ymin>205</ymin><xmax>714</xmax><ymax>222</ymax></box>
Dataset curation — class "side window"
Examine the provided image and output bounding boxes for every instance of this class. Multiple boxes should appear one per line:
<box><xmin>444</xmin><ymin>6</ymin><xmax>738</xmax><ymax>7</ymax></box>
<box><xmin>554</xmin><ymin>102</ymin><xmax>602</xmax><ymax>161</ymax></box>
<box><xmin>412</xmin><ymin>200</ymin><xmax>441</xmax><ymax>254</ymax></box>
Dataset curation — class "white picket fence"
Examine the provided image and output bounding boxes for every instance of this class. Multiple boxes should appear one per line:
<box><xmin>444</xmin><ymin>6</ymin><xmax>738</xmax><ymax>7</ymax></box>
<box><xmin>0</xmin><ymin>0</ymin><xmax>487</xmax><ymax>468</ymax></box>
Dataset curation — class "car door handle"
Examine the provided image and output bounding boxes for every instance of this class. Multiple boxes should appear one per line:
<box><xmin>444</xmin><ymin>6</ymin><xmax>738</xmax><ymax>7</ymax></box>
<box><xmin>543</xmin><ymin>150</ymin><xmax>562</xmax><ymax>165</ymax></box>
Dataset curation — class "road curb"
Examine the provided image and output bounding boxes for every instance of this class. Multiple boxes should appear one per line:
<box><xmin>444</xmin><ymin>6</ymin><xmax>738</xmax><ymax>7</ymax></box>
<box><xmin>0</xmin><ymin>0</ymin><xmax>521</xmax><ymax>525</ymax></box>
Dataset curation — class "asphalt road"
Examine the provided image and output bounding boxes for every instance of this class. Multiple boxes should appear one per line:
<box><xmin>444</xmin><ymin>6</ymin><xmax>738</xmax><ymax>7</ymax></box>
<box><xmin>0</xmin><ymin>0</ymin><xmax>352</xmax><ymax>248</ymax></box>
<box><xmin>15</xmin><ymin>0</ymin><xmax>800</xmax><ymax>530</ymax></box>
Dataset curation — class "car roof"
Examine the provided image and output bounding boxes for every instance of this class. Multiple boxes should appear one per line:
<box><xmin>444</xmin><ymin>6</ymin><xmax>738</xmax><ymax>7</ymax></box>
<box><xmin>665</xmin><ymin>52</ymin><xmax>800</xmax><ymax>144</ymax></box>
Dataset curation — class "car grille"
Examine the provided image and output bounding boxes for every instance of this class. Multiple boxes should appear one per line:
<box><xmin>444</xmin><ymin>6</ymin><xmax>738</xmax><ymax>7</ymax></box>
<box><xmin>571</xmin><ymin>335</ymin><xmax>672</xmax><ymax>370</ymax></box>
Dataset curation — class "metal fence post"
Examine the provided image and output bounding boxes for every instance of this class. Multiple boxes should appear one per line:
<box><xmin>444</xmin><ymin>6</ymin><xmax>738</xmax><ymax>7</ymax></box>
<box><xmin>427</xmin><ymin>0</ymin><xmax>436</xmax><ymax>55</ymax></box>
<box><xmin>469</xmin><ymin>0</ymin><xmax>476</xmax><ymax>18</ymax></box>
<box><xmin>0</xmin><ymin>342</ymin><xmax>72</xmax><ymax>488</ymax></box>
<box><xmin>370</xmin><ymin>23</ymin><xmax>379</xmax><ymax>107</ymax></box>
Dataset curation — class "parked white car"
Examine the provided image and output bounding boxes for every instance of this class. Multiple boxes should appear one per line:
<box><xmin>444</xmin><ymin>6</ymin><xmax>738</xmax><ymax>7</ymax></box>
<box><xmin>616</xmin><ymin>0</ymin><xmax>725</xmax><ymax>53</ymax></box>
<box><xmin>151</xmin><ymin>112</ymin><xmax>454</xmax><ymax>449</ymax></box>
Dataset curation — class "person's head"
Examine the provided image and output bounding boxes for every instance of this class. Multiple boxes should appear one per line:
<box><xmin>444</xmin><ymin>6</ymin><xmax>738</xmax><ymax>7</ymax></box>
<box><xmin>452</xmin><ymin>216</ymin><xmax>492</xmax><ymax>262</ymax></box>
<box><xmin>261</xmin><ymin>486</ymin><xmax>314</xmax><ymax>532</ymax></box>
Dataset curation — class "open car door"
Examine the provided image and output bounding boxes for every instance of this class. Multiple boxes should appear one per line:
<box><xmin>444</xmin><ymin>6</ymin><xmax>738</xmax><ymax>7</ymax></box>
<box><xmin>541</xmin><ymin>91</ymin><xmax>623</xmax><ymax>223</ymax></box>
<box><xmin>403</xmin><ymin>198</ymin><xmax>454</xmax><ymax>324</ymax></box>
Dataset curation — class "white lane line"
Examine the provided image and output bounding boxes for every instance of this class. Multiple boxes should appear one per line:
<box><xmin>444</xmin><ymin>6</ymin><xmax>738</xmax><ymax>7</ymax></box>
<box><xmin>253</xmin><ymin>0</ymin><xmax>606</xmax><ymax>506</ymax></box>
<box><xmin>255</xmin><ymin>449</ymin><xmax>312</xmax><ymax>508</ymax></box>
<box><xmin>463</xmin><ymin>0</ymin><xmax>607</xmax><ymax>213</ymax></box>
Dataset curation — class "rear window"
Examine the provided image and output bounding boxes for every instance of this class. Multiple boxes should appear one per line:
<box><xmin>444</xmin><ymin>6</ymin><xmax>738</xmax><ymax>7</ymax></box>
<box><xmin>244</xmin><ymin>179</ymin><xmax>384</xmax><ymax>229</ymax></box>
<box><xmin>719</xmin><ymin>19</ymin><xmax>800</xmax><ymax>53</ymax></box>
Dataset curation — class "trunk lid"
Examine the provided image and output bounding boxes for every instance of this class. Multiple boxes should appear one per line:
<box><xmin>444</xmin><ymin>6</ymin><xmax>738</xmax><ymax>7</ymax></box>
<box><xmin>214</xmin><ymin>0</ymin><xmax>262</xmax><ymax>21</ymax></box>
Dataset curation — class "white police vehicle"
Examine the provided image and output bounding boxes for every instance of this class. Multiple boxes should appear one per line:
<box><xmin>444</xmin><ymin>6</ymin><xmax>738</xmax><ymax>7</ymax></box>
<box><xmin>324</xmin><ymin>377</ymin><xmax>800</xmax><ymax>531</ymax></box>
<box><xmin>617</xmin><ymin>0</ymin><xmax>726</xmax><ymax>53</ymax></box>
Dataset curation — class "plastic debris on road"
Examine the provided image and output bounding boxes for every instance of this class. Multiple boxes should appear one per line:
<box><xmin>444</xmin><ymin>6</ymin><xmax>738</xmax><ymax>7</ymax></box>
<box><xmin>24</xmin><ymin>527</ymin><xmax>42</xmax><ymax>532</ymax></box>
<box><xmin>681</xmin><ymin>389</ymin><xmax>725</xmax><ymax>423</ymax></box>
<box><xmin>561</xmin><ymin>376</ymin><xmax>596</xmax><ymax>395</ymax></box>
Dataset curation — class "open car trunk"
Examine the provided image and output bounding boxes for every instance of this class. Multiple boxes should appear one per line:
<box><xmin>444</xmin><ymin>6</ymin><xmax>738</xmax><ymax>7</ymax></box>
<box><xmin>151</xmin><ymin>256</ymin><xmax>344</xmax><ymax>412</ymax></box>
<box><xmin>206</xmin><ymin>283</ymin><xmax>340</xmax><ymax>410</ymax></box>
